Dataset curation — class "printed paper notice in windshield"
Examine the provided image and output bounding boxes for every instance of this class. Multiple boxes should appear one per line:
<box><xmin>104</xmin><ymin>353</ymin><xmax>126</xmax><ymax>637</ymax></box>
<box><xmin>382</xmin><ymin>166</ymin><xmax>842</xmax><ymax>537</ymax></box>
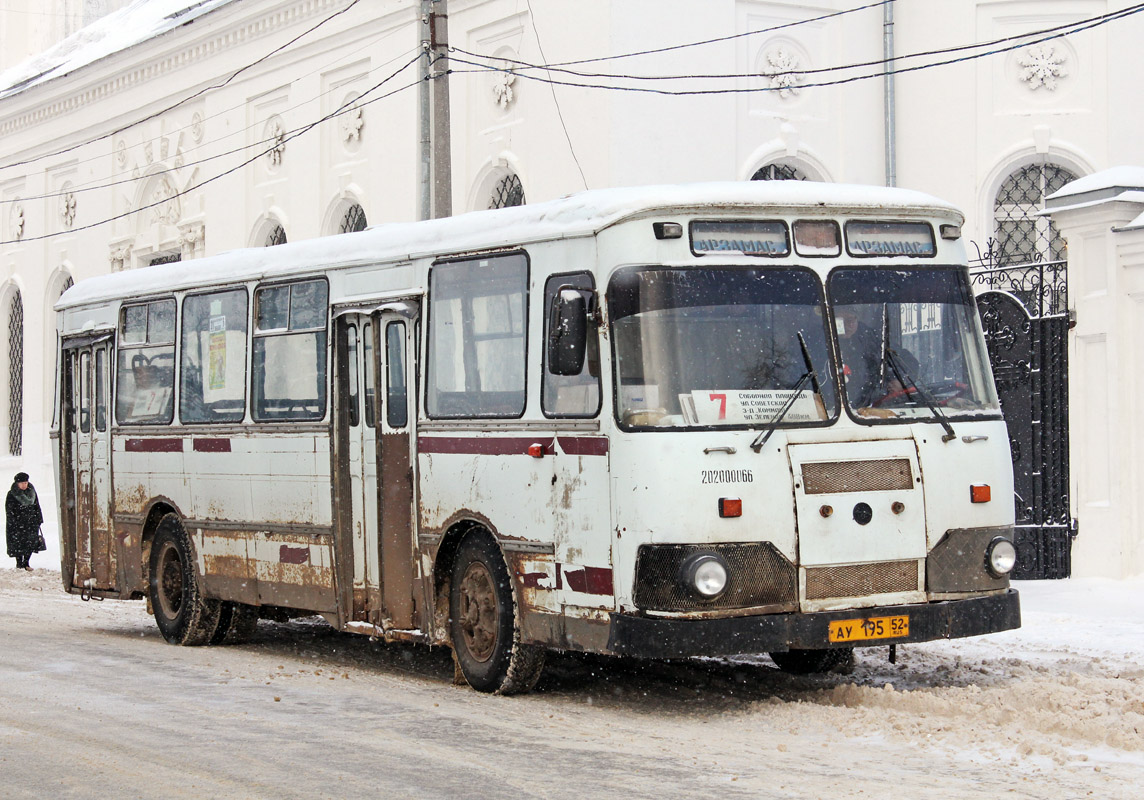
<box><xmin>688</xmin><ymin>389</ymin><xmax>823</xmax><ymax>426</ymax></box>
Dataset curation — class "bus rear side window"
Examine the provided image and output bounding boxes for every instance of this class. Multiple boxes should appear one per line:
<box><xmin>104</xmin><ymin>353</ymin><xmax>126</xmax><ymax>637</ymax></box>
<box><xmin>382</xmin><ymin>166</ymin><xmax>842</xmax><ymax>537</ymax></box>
<box><xmin>116</xmin><ymin>299</ymin><xmax>176</xmax><ymax>425</ymax></box>
<box><xmin>427</xmin><ymin>253</ymin><xmax>527</xmax><ymax>418</ymax></box>
<box><xmin>181</xmin><ymin>288</ymin><xmax>248</xmax><ymax>424</ymax></box>
<box><xmin>252</xmin><ymin>279</ymin><xmax>328</xmax><ymax>421</ymax></box>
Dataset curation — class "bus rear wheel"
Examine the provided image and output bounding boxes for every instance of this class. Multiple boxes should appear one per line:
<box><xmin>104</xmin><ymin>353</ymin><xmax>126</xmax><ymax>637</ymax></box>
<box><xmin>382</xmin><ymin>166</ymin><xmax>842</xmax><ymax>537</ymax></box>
<box><xmin>769</xmin><ymin>647</ymin><xmax>853</xmax><ymax>674</ymax></box>
<box><xmin>148</xmin><ymin>513</ymin><xmax>221</xmax><ymax>646</ymax></box>
<box><xmin>449</xmin><ymin>534</ymin><xmax>545</xmax><ymax>695</ymax></box>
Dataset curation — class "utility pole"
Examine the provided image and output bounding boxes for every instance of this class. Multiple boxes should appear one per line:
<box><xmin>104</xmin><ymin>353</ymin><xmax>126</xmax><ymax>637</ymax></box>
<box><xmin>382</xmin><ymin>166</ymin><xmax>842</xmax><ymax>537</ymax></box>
<box><xmin>883</xmin><ymin>0</ymin><xmax>896</xmax><ymax>188</ymax></box>
<box><xmin>419</xmin><ymin>0</ymin><xmax>452</xmax><ymax>220</ymax></box>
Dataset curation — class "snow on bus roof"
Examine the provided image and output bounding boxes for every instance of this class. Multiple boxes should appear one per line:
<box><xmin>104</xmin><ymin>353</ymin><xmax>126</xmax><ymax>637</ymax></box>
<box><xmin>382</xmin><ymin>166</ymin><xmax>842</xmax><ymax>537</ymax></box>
<box><xmin>57</xmin><ymin>181</ymin><xmax>962</xmax><ymax>310</ymax></box>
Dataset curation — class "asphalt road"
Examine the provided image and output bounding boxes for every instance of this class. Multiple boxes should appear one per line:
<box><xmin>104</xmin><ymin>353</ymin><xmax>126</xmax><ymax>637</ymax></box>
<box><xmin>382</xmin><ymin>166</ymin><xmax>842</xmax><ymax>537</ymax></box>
<box><xmin>1</xmin><ymin>571</ymin><xmax>1139</xmax><ymax>799</ymax></box>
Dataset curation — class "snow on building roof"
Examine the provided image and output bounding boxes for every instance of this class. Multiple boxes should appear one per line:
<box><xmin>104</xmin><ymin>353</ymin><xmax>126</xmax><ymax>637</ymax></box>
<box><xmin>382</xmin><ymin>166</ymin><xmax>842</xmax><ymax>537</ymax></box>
<box><xmin>57</xmin><ymin>180</ymin><xmax>963</xmax><ymax>310</ymax></box>
<box><xmin>0</xmin><ymin>0</ymin><xmax>238</xmax><ymax>100</ymax></box>
<box><xmin>1046</xmin><ymin>166</ymin><xmax>1144</xmax><ymax>201</ymax></box>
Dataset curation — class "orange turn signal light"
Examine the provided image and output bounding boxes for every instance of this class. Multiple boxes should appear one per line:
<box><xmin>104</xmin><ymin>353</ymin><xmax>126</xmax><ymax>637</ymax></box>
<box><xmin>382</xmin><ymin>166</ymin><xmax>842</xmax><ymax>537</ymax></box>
<box><xmin>528</xmin><ymin>443</ymin><xmax>546</xmax><ymax>458</ymax></box>
<box><xmin>970</xmin><ymin>484</ymin><xmax>991</xmax><ymax>503</ymax></box>
<box><xmin>718</xmin><ymin>497</ymin><xmax>742</xmax><ymax>518</ymax></box>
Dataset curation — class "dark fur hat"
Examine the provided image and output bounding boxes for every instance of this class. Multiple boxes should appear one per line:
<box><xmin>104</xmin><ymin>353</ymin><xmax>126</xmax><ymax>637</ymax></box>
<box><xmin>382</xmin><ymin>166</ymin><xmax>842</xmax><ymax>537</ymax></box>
<box><xmin>14</xmin><ymin>472</ymin><xmax>29</xmax><ymax>483</ymax></box>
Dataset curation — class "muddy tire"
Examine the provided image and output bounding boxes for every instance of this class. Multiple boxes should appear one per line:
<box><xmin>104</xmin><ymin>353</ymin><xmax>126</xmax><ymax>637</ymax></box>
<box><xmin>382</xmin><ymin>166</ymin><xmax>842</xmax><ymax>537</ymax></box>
<box><xmin>769</xmin><ymin>647</ymin><xmax>854</xmax><ymax>675</ymax></box>
<box><xmin>210</xmin><ymin>602</ymin><xmax>260</xmax><ymax>645</ymax></box>
<box><xmin>148</xmin><ymin>514</ymin><xmax>221</xmax><ymax>646</ymax></box>
<box><xmin>449</xmin><ymin>534</ymin><xmax>546</xmax><ymax>695</ymax></box>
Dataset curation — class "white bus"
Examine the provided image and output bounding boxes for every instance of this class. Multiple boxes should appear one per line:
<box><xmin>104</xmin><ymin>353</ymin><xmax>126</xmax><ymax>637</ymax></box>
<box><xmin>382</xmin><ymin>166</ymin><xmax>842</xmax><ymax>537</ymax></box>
<box><xmin>53</xmin><ymin>182</ymin><xmax>1020</xmax><ymax>694</ymax></box>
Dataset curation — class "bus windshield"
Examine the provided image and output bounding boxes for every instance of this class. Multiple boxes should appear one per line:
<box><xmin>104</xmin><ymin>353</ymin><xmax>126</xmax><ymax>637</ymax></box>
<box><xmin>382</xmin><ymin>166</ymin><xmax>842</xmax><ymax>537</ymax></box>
<box><xmin>608</xmin><ymin>267</ymin><xmax>838</xmax><ymax>429</ymax></box>
<box><xmin>827</xmin><ymin>267</ymin><xmax>1000</xmax><ymax>420</ymax></box>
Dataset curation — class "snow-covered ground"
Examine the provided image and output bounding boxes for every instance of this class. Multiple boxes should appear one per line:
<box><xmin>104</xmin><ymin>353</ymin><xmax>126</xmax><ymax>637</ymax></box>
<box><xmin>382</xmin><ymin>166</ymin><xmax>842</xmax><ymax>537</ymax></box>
<box><xmin>0</xmin><ymin>563</ymin><xmax>1140</xmax><ymax>798</ymax></box>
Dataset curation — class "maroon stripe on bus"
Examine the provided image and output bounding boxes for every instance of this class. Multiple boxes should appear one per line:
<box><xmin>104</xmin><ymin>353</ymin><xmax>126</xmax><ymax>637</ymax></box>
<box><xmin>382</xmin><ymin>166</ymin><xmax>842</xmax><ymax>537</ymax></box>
<box><xmin>557</xmin><ymin>436</ymin><xmax>609</xmax><ymax>457</ymax></box>
<box><xmin>560</xmin><ymin>565</ymin><xmax>614</xmax><ymax>596</ymax></box>
<box><xmin>192</xmin><ymin>438</ymin><xmax>231</xmax><ymax>453</ymax></box>
<box><xmin>417</xmin><ymin>436</ymin><xmax>556</xmax><ymax>456</ymax></box>
<box><xmin>125</xmin><ymin>438</ymin><xmax>182</xmax><ymax>453</ymax></box>
<box><xmin>279</xmin><ymin>545</ymin><xmax>310</xmax><ymax>565</ymax></box>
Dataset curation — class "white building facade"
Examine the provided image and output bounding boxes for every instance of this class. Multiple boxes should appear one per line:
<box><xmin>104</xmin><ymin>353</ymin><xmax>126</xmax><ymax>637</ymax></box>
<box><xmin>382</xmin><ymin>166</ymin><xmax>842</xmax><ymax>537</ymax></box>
<box><xmin>1</xmin><ymin>0</ymin><xmax>1142</xmax><ymax>574</ymax></box>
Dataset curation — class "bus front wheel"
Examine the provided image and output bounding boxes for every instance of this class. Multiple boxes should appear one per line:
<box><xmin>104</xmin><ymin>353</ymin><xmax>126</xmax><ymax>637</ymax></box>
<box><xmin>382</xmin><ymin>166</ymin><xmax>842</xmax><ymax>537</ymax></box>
<box><xmin>449</xmin><ymin>534</ymin><xmax>545</xmax><ymax>694</ymax></box>
<box><xmin>769</xmin><ymin>647</ymin><xmax>853</xmax><ymax>674</ymax></box>
<box><xmin>148</xmin><ymin>513</ymin><xmax>221</xmax><ymax>646</ymax></box>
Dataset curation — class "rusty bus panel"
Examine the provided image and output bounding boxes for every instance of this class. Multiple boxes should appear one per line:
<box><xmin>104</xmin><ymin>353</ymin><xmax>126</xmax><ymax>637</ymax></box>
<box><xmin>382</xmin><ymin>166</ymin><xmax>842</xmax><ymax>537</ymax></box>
<box><xmin>379</xmin><ymin>430</ymin><xmax>415</xmax><ymax>629</ymax></box>
<box><xmin>251</xmin><ymin>532</ymin><xmax>337</xmax><ymax>613</ymax></box>
<box><xmin>197</xmin><ymin>528</ymin><xmax>258</xmax><ymax>606</ymax></box>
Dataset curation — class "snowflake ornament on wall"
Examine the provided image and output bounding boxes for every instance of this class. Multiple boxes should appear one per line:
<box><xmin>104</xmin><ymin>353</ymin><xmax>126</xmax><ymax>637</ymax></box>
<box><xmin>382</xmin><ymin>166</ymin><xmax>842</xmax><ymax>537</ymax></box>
<box><xmin>1017</xmin><ymin>43</ymin><xmax>1068</xmax><ymax>91</ymax></box>
<box><xmin>492</xmin><ymin>62</ymin><xmax>517</xmax><ymax>109</ymax></box>
<box><xmin>761</xmin><ymin>47</ymin><xmax>803</xmax><ymax>99</ymax></box>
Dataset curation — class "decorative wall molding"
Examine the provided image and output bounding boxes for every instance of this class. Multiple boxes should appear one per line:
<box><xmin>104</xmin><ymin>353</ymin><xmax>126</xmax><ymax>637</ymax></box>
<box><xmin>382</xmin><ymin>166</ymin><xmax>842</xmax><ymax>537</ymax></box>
<box><xmin>339</xmin><ymin>99</ymin><xmax>364</xmax><ymax>143</ymax></box>
<box><xmin>178</xmin><ymin>219</ymin><xmax>206</xmax><ymax>259</ymax></box>
<box><xmin>492</xmin><ymin>58</ymin><xmax>517</xmax><ymax>109</ymax></box>
<box><xmin>109</xmin><ymin>238</ymin><xmax>134</xmax><ymax>271</ymax></box>
<box><xmin>9</xmin><ymin>202</ymin><xmax>24</xmax><ymax>241</ymax></box>
<box><xmin>265</xmin><ymin>115</ymin><xmax>286</xmax><ymax>167</ymax></box>
<box><xmin>1017</xmin><ymin>43</ymin><xmax>1068</xmax><ymax>91</ymax></box>
<box><xmin>61</xmin><ymin>189</ymin><xmax>77</xmax><ymax>228</ymax></box>
<box><xmin>760</xmin><ymin>46</ymin><xmax>803</xmax><ymax>99</ymax></box>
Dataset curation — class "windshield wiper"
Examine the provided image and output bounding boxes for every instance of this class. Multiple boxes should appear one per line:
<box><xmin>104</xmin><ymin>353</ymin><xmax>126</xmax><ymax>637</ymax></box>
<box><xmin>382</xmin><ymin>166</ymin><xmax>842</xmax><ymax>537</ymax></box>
<box><xmin>882</xmin><ymin>335</ymin><xmax>957</xmax><ymax>443</ymax></box>
<box><xmin>751</xmin><ymin>331</ymin><xmax>820</xmax><ymax>453</ymax></box>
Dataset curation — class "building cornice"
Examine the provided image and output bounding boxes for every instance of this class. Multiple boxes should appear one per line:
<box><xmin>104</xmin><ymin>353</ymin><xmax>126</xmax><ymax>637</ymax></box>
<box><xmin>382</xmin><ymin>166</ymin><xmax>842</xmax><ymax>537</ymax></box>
<box><xmin>0</xmin><ymin>0</ymin><xmax>357</xmax><ymax>143</ymax></box>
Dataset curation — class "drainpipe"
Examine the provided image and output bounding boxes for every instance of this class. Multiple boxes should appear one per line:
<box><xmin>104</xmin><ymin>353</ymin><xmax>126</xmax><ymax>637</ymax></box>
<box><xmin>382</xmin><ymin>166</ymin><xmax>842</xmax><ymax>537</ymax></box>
<box><xmin>883</xmin><ymin>1</ymin><xmax>896</xmax><ymax>187</ymax></box>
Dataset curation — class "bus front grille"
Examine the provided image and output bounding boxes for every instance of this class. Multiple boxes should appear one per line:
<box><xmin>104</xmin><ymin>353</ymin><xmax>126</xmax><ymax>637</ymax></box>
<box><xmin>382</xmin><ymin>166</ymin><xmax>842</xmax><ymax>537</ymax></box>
<box><xmin>801</xmin><ymin>458</ymin><xmax>914</xmax><ymax>494</ymax></box>
<box><xmin>804</xmin><ymin>560</ymin><xmax>919</xmax><ymax>600</ymax></box>
<box><xmin>633</xmin><ymin>542</ymin><xmax>796</xmax><ymax>612</ymax></box>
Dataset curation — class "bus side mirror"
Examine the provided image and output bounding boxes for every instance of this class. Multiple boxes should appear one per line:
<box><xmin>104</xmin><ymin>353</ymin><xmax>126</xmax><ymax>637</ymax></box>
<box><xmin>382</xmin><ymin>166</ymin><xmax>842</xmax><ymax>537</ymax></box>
<box><xmin>548</xmin><ymin>288</ymin><xmax>589</xmax><ymax>376</ymax></box>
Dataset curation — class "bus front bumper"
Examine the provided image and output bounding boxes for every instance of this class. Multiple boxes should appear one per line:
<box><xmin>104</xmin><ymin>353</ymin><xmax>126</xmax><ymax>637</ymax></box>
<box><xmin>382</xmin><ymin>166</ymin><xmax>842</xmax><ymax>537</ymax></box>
<box><xmin>606</xmin><ymin>589</ymin><xmax>1020</xmax><ymax>659</ymax></box>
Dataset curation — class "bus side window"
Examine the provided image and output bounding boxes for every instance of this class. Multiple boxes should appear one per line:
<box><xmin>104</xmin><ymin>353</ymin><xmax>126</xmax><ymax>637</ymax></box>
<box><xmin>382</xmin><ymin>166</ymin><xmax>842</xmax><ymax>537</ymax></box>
<box><xmin>251</xmin><ymin>279</ymin><xmax>329</xmax><ymax>422</ymax></box>
<box><xmin>543</xmin><ymin>272</ymin><xmax>600</xmax><ymax>418</ymax></box>
<box><xmin>363</xmin><ymin>322</ymin><xmax>375</xmax><ymax>427</ymax></box>
<box><xmin>347</xmin><ymin>323</ymin><xmax>360</xmax><ymax>428</ymax></box>
<box><xmin>116</xmin><ymin>298</ymin><xmax>176</xmax><ymax>425</ymax></box>
<box><xmin>385</xmin><ymin>322</ymin><xmax>407</xmax><ymax>428</ymax></box>
<box><xmin>79</xmin><ymin>352</ymin><xmax>91</xmax><ymax>433</ymax></box>
<box><xmin>94</xmin><ymin>349</ymin><xmax>107</xmax><ymax>432</ymax></box>
<box><xmin>180</xmin><ymin>288</ymin><xmax>248</xmax><ymax>424</ymax></box>
<box><xmin>426</xmin><ymin>253</ymin><xmax>528</xmax><ymax>418</ymax></box>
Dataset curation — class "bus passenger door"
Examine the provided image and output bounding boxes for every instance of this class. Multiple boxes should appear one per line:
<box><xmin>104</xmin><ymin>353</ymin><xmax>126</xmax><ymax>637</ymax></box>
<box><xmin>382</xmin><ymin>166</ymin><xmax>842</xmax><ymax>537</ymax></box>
<box><xmin>375</xmin><ymin>310</ymin><xmax>417</xmax><ymax>629</ymax></box>
<box><xmin>69</xmin><ymin>342</ymin><xmax>115</xmax><ymax>591</ymax></box>
<box><xmin>333</xmin><ymin>316</ymin><xmax>379</xmax><ymax>623</ymax></box>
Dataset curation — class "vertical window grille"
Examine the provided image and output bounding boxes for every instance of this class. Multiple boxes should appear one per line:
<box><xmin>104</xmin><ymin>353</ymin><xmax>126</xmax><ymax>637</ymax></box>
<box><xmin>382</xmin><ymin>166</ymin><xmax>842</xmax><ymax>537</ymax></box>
<box><xmin>340</xmin><ymin>204</ymin><xmax>367</xmax><ymax>234</ymax></box>
<box><xmin>265</xmin><ymin>224</ymin><xmax>287</xmax><ymax>247</ymax></box>
<box><xmin>489</xmin><ymin>174</ymin><xmax>525</xmax><ymax>209</ymax></box>
<box><xmin>751</xmin><ymin>163</ymin><xmax>807</xmax><ymax>181</ymax></box>
<box><xmin>993</xmin><ymin>163</ymin><xmax>1077</xmax><ymax>265</ymax></box>
<box><xmin>8</xmin><ymin>291</ymin><xmax>23</xmax><ymax>455</ymax></box>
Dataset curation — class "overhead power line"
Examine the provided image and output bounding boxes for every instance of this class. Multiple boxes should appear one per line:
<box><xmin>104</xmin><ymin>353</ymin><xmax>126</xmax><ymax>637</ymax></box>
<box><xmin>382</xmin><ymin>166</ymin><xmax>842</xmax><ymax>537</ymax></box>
<box><xmin>447</xmin><ymin>2</ymin><xmax>1144</xmax><ymax>97</ymax></box>
<box><xmin>458</xmin><ymin>2</ymin><xmax>1144</xmax><ymax>84</ymax></box>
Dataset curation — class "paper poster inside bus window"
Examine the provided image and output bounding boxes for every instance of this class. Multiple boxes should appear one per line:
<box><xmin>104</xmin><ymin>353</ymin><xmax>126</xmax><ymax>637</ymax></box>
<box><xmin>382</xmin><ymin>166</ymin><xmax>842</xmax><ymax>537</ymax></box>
<box><xmin>689</xmin><ymin>389</ymin><xmax>822</xmax><ymax>425</ymax></box>
<box><xmin>133</xmin><ymin>387</ymin><xmax>170</xmax><ymax>417</ymax></box>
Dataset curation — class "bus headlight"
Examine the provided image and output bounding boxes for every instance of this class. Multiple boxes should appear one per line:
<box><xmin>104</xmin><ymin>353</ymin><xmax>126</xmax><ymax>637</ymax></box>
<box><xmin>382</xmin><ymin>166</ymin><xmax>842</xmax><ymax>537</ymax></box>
<box><xmin>986</xmin><ymin>537</ymin><xmax>1017</xmax><ymax>577</ymax></box>
<box><xmin>680</xmin><ymin>553</ymin><xmax>729</xmax><ymax>599</ymax></box>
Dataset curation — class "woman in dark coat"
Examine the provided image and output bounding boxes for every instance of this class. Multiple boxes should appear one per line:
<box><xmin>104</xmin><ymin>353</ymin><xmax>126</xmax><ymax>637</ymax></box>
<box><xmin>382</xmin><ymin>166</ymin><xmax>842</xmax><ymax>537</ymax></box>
<box><xmin>6</xmin><ymin>472</ymin><xmax>44</xmax><ymax>571</ymax></box>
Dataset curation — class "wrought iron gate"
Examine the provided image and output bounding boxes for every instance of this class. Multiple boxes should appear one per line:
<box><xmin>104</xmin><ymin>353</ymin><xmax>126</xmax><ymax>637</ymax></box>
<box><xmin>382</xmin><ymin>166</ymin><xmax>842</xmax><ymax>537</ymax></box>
<box><xmin>971</xmin><ymin>248</ymin><xmax>1075</xmax><ymax>579</ymax></box>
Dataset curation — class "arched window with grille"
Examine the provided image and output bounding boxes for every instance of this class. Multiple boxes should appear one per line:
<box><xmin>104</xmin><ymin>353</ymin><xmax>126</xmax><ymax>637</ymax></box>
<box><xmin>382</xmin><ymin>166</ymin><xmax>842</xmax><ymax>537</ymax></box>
<box><xmin>8</xmin><ymin>290</ymin><xmax>22</xmax><ymax>456</ymax></box>
<box><xmin>751</xmin><ymin>162</ymin><xmax>808</xmax><ymax>181</ymax></box>
<box><xmin>265</xmin><ymin>224</ymin><xmax>287</xmax><ymax>247</ymax></box>
<box><xmin>993</xmin><ymin>163</ymin><xmax>1078</xmax><ymax>265</ymax></box>
<box><xmin>489</xmin><ymin>173</ymin><xmax>525</xmax><ymax>209</ymax></box>
<box><xmin>340</xmin><ymin>204</ymin><xmax>367</xmax><ymax>234</ymax></box>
